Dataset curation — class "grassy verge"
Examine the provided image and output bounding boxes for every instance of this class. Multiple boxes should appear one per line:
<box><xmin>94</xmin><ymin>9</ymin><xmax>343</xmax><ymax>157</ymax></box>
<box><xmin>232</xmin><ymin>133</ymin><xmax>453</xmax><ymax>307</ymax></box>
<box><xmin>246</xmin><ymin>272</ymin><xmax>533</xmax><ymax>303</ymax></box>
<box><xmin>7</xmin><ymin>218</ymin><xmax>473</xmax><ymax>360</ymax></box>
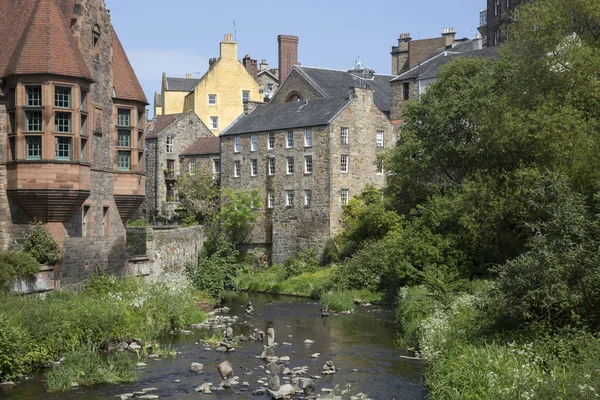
<box><xmin>396</xmin><ymin>283</ymin><xmax>600</xmax><ymax>399</ymax></box>
<box><xmin>0</xmin><ymin>271</ymin><xmax>208</xmax><ymax>387</ymax></box>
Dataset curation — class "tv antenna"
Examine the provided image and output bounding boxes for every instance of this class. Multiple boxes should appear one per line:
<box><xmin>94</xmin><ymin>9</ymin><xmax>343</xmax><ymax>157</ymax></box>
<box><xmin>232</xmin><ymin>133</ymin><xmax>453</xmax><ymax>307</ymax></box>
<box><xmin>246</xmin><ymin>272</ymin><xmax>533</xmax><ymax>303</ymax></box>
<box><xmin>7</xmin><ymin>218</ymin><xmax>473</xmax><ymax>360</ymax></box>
<box><xmin>233</xmin><ymin>20</ymin><xmax>237</xmax><ymax>42</ymax></box>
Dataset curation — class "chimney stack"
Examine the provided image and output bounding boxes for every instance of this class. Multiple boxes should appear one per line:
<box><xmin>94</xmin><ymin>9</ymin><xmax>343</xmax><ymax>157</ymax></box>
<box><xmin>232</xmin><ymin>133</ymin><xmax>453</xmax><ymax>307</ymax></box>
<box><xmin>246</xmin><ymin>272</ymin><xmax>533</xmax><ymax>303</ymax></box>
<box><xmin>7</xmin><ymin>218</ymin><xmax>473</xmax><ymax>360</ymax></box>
<box><xmin>208</xmin><ymin>57</ymin><xmax>217</xmax><ymax>69</ymax></box>
<box><xmin>442</xmin><ymin>27</ymin><xmax>456</xmax><ymax>46</ymax></box>
<box><xmin>278</xmin><ymin>34</ymin><xmax>299</xmax><ymax>81</ymax></box>
<box><xmin>220</xmin><ymin>33</ymin><xmax>237</xmax><ymax>60</ymax></box>
<box><xmin>185</xmin><ymin>73</ymin><xmax>192</xmax><ymax>79</ymax></box>
<box><xmin>259</xmin><ymin>59</ymin><xmax>269</xmax><ymax>71</ymax></box>
<box><xmin>243</xmin><ymin>54</ymin><xmax>258</xmax><ymax>79</ymax></box>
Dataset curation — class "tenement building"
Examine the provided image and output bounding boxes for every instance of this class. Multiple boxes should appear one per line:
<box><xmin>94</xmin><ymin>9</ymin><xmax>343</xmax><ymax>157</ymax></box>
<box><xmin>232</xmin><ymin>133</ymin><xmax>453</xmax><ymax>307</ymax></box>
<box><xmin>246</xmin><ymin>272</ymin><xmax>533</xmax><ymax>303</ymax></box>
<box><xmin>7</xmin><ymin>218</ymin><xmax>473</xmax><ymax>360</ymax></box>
<box><xmin>0</xmin><ymin>0</ymin><xmax>147</xmax><ymax>286</ymax></box>
<box><xmin>478</xmin><ymin>0</ymin><xmax>527</xmax><ymax>46</ymax></box>
<box><xmin>220</xmin><ymin>86</ymin><xmax>395</xmax><ymax>264</ymax></box>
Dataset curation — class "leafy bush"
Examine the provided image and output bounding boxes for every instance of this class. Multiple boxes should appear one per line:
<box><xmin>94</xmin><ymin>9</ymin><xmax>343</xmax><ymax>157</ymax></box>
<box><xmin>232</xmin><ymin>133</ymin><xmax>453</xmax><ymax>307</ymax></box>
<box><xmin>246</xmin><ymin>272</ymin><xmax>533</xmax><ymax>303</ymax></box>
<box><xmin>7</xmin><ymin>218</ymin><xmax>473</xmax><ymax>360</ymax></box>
<box><xmin>0</xmin><ymin>251</ymin><xmax>40</xmax><ymax>292</ymax></box>
<box><xmin>283</xmin><ymin>249</ymin><xmax>319</xmax><ymax>278</ymax></box>
<box><xmin>186</xmin><ymin>238</ymin><xmax>240</xmax><ymax>300</ymax></box>
<box><xmin>23</xmin><ymin>220</ymin><xmax>59</xmax><ymax>265</ymax></box>
<box><xmin>125</xmin><ymin>219</ymin><xmax>149</xmax><ymax>227</ymax></box>
<box><xmin>320</xmin><ymin>238</ymin><xmax>339</xmax><ymax>266</ymax></box>
<box><xmin>0</xmin><ymin>312</ymin><xmax>30</xmax><ymax>381</ymax></box>
<box><xmin>218</xmin><ymin>188</ymin><xmax>262</xmax><ymax>244</ymax></box>
<box><xmin>321</xmin><ymin>291</ymin><xmax>356</xmax><ymax>313</ymax></box>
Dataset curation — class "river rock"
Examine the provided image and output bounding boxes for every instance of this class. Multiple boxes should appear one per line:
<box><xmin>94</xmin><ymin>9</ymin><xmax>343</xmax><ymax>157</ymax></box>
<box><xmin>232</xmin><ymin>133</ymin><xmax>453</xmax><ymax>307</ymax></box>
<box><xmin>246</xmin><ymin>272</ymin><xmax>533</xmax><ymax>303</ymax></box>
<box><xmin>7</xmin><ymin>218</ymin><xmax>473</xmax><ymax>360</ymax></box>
<box><xmin>267</xmin><ymin>384</ymin><xmax>295</xmax><ymax>399</ymax></box>
<box><xmin>304</xmin><ymin>339</ymin><xmax>314</xmax><ymax>344</ymax></box>
<box><xmin>267</xmin><ymin>327</ymin><xmax>275</xmax><ymax>346</ymax></box>
<box><xmin>270</xmin><ymin>375</ymin><xmax>281</xmax><ymax>391</ymax></box>
<box><xmin>252</xmin><ymin>388</ymin><xmax>266</xmax><ymax>396</ymax></box>
<box><xmin>117</xmin><ymin>393</ymin><xmax>134</xmax><ymax>399</ymax></box>
<box><xmin>136</xmin><ymin>362</ymin><xmax>147</xmax><ymax>367</ymax></box>
<box><xmin>218</xmin><ymin>361</ymin><xmax>234</xmax><ymax>380</ymax></box>
<box><xmin>303</xmin><ymin>378</ymin><xmax>317</xmax><ymax>396</ymax></box>
<box><xmin>128</xmin><ymin>342</ymin><xmax>141</xmax><ymax>351</ymax></box>
<box><xmin>190</xmin><ymin>362</ymin><xmax>204</xmax><ymax>373</ymax></box>
<box><xmin>311</xmin><ymin>353</ymin><xmax>320</xmax><ymax>358</ymax></box>
<box><xmin>137</xmin><ymin>395</ymin><xmax>159</xmax><ymax>399</ymax></box>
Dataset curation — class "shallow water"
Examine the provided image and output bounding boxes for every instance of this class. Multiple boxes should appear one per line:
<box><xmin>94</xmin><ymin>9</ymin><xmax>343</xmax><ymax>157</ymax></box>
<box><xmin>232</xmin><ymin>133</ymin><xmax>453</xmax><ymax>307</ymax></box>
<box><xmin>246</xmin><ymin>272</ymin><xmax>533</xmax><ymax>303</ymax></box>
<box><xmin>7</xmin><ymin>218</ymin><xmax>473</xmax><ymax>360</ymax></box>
<box><xmin>0</xmin><ymin>292</ymin><xmax>426</xmax><ymax>400</ymax></box>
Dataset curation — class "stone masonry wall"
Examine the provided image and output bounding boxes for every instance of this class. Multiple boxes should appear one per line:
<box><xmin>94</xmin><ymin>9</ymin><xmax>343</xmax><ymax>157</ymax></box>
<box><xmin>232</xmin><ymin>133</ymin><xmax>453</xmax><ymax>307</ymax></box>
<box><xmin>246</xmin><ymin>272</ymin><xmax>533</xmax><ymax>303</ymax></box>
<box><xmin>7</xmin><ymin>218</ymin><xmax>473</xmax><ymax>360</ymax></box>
<box><xmin>270</xmin><ymin>69</ymin><xmax>323</xmax><ymax>104</ymax></box>
<box><xmin>390</xmin><ymin>79</ymin><xmax>420</xmax><ymax>121</ymax></box>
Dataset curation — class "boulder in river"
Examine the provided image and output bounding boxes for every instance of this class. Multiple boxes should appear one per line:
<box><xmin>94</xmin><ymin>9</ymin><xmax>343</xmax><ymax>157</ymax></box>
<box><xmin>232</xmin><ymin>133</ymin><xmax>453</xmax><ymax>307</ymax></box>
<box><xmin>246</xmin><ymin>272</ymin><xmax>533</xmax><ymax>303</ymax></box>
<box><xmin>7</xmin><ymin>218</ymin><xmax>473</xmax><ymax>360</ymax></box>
<box><xmin>218</xmin><ymin>361</ymin><xmax>234</xmax><ymax>380</ymax></box>
<box><xmin>267</xmin><ymin>383</ymin><xmax>295</xmax><ymax>399</ymax></box>
<box><xmin>190</xmin><ymin>362</ymin><xmax>204</xmax><ymax>373</ymax></box>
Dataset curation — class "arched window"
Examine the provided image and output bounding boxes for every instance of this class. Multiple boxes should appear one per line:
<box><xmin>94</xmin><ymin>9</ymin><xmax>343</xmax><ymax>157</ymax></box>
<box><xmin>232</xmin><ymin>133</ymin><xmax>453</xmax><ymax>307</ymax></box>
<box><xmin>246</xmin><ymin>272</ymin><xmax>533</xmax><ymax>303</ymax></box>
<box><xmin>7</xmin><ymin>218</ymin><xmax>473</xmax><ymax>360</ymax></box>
<box><xmin>285</xmin><ymin>92</ymin><xmax>302</xmax><ymax>102</ymax></box>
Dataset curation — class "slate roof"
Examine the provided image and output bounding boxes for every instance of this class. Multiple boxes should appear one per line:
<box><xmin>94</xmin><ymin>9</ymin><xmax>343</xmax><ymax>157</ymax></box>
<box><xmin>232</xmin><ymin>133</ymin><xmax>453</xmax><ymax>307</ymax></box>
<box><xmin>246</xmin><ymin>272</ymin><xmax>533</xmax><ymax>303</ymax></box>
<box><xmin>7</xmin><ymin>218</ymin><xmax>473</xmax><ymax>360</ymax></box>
<box><xmin>391</xmin><ymin>42</ymin><xmax>499</xmax><ymax>82</ymax></box>
<box><xmin>165</xmin><ymin>77</ymin><xmax>200</xmax><ymax>92</ymax></box>
<box><xmin>293</xmin><ymin>66</ymin><xmax>395</xmax><ymax>113</ymax></box>
<box><xmin>146</xmin><ymin>113</ymin><xmax>185</xmax><ymax>139</ymax></box>
<box><xmin>111</xmin><ymin>27</ymin><xmax>148</xmax><ymax>104</ymax></box>
<box><xmin>2</xmin><ymin>0</ymin><xmax>92</xmax><ymax>81</ymax></box>
<box><xmin>181</xmin><ymin>136</ymin><xmax>220</xmax><ymax>156</ymax></box>
<box><xmin>221</xmin><ymin>96</ymin><xmax>351</xmax><ymax>136</ymax></box>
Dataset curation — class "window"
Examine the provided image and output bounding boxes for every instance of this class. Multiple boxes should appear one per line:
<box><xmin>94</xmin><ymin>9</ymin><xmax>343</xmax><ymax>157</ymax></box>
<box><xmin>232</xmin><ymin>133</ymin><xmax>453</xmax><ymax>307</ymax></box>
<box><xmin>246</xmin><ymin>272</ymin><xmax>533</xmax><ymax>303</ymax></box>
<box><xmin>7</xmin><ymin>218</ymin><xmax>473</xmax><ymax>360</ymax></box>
<box><xmin>208</xmin><ymin>94</ymin><xmax>217</xmax><ymax>105</ymax></box>
<box><xmin>80</xmin><ymin>90</ymin><xmax>88</xmax><ymax>111</ymax></box>
<box><xmin>55</xmin><ymin>137</ymin><xmax>71</xmax><ymax>160</ymax></box>
<box><xmin>250</xmin><ymin>134</ymin><xmax>258</xmax><ymax>152</ymax></box>
<box><xmin>234</xmin><ymin>160</ymin><xmax>241</xmax><ymax>177</ymax></box>
<box><xmin>117</xmin><ymin>130</ymin><xmax>130</xmax><ymax>147</ymax></box>
<box><xmin>213</xmin><ymin>159</ymin><xmax>221</xmax><ymax>181</ymax></box>
<box><xmin>26</xmin><ymin>86</ymin><xmax>42</xmax><ymax>107</ymax></box>
<box><xmin>102</xmin><ymin>207</ymin><xmax>109</xmax><ymax>236</ymax></box>
<box><xmin>166</xmin><ymin>135</ymin><xmax>173</xmax><ymax>154</ymax></box>
<box><xmin>55</xmin><ymin>86</ymin><xmax>71</xmax><ymax>108</ymax></box>
<box><xmin>242</xmin><ymin>90</ymin><xmax>250</xmax><ymax>103</ymax></box>
<box><xmin>304</xmin><ymin>155</ymin><xmax>313</xmax><ymax>174</ymax></box>
<box><xmin>55</xmin><ymin>112</ymin><xmax>71</xmax><ymax>133</ymax></box>
<box><xmin>341</xmin><ymin>155</ymin><xmax>349</xmax><ymax>173</ymax></box>
<box><xmin>304</xmin><ymin>128</ymin><xmax>312</xmax><ymax>147</ymax></box>
<box><xmin>286</xmin><ymin>157</ymin><xmax>294</xmax><ymax>174</ymax></box>
<box><xmin>341</xmin><ymin>189</ymin><xmax>349</xmax><ymax>206</ymax></box>
<box><xmin>268</xmin><ymin>133</ymin><xmax>275</xmax><ymax>150</ymax></box>
<box><xmin>82</xmin><ymin>206</ymin><xmax>90</xmax><ymax>238</ymax></box>
<box><xmin>269</xmin><ymin>157</ymin><xmax>276</xmax><ymax>175</ymax></box>
<box><xmin>494</xmin><ymin>30</ymin><xmax>501</xmax><ymax>46</ymax></box>
<box><xmin>403</xmin><ymin>82</ymin><xmax>410</xmax><ymax>100</ymax></box>
<box><xmin>506</xmin><ymin>0</ymin><xmax>510</xmax><ymax>8</ymax></box>
<box><xmin>376</xmin><ymin>130</ymin><xmax>384</xmax><ymax>148</ymax></box>
<box><xmin>234</xmin><ymin>136</ymin><xmax>241</xmax><ymax>153</ymax></box>
<box><xmin>80</xmin><ymin>138</ymin><xmax>87</xmax><ymax>162</ymax></box>
<box><xmin>494</xmin><ymin>0</ymin><xmax>500</xmax><ymax>15</ymax></box>
<box><xmin>341</xmin><ymin>127</ymin><xmax>349</xmax><ymax>145</ymax></box>
<box><xmin>377</xmin><ymin>157</ymin><xmax>384</xmax><ymax>174</ymax></box>
<box><xmin>286</xmin><ymin>130</ymin><xmax>294</xmax><ymax>148</ymax></box>
<box><xmin>285</xmin><ymin>190</ymin><xmax>294</xmax><ymax>207</ymax></box>
<box><xmin>189</xmin><ymin>160</ymin><xmax>196</xmax><ymax>175</ymax></box>
<box><xmin>26</xmin><ymin>136</ymin><xmax>42</xmax><ymax>160</ymax></box>
<box><xmin>267</xmin><ymin>191</ymin><xmax>275</xmax><ymax>208</ymax></box>
<box><xmin>251</xmin><ymin>159</ymin><xmax>258</xmax><ymax>176</ymax></box>
<box><xmin>117</xmin><ymin>150</ymin><xmax>130</xmax><ymax>170</ymax></box>
<box><xmin>25</xmin><ymin>111</ymin><xmax>42</xmax><ymax>132</ymax></box>
<box><xmin>117</xmin><ymin>109</ymin><xmax>130</xmax><ymax>127</ymax></box>
<box><xmin>304</xmin><ymin>190</ymin><xmax>312</xmax><ymax>207</ymax></box>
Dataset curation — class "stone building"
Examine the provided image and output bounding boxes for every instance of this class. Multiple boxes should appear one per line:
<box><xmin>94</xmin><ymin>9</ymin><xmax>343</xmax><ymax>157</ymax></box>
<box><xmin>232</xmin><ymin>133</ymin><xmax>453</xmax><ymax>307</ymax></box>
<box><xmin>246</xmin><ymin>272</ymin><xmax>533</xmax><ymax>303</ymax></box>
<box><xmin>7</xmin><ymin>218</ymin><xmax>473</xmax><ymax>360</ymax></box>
<box><xmin>144</xmin><ymin>110</ymin><xmax>213</xmax><ymax>219</ymax></box>
<box><xmin>179</xmin><ymin>137</ymin><xmax>221</xmax><ymax>185</ymax></box>
<box><xmin>478</xmin><ymin>0</ymin><xmax>527</xmax><ymax>47</ymax></box>
<box><xmin>390</xmin><ymin>38</ymin><xmax>498</xmax><ymax>121</ymax></box>
<box><xmin>220</xmin><ymin>87</ymin><xmax>395</xmax><ymax>264</ymax></box>
<box><xmin>156</xmin><ymin>34</ymin><xmax>263</xmax><ymax>136</ymax></box>
<box><xmin>0</xmin><ymin>0</ymin><xmax>147</xmax><ymax>286</ymax></box>
<box><xmin>257</xmin><ymin>61</ymin><xmax>280</xmax><ymax>102</ymax></box>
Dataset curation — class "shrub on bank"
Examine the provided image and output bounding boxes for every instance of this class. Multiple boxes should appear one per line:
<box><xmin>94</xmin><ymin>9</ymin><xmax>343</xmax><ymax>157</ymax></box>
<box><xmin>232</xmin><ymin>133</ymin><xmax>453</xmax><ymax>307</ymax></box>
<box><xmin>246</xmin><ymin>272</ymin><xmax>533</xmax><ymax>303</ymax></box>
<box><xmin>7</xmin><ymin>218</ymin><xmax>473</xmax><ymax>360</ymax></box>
<box><xmin>0</xmin><ymin>251</ymin><xmax>40</xmax><ymax>292</ymax></box>
<box><xmin>23</xmin><ymin>220</ymin><xmax>59</xmax><ymax>265</ymax></box>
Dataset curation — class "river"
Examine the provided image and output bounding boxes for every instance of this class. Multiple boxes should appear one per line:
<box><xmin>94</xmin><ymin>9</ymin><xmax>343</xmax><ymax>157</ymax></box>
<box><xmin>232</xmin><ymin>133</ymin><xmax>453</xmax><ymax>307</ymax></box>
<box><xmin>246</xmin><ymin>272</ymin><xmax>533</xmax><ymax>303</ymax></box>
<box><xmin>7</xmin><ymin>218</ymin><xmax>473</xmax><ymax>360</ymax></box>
<box><xmin>0</xmin><ymin>293</ymin><xmax>426</xmax><ymax>400</ymax></box>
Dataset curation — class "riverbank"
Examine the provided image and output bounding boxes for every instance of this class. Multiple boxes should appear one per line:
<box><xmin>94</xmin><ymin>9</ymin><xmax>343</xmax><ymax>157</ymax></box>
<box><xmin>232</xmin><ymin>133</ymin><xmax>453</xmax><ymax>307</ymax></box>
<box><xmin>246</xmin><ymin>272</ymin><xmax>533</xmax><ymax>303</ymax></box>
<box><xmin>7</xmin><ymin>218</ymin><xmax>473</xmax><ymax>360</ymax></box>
<box><xmin>0</xmin><ymin>271</ymin><xmax>208</xmax><ymax>390</ymax></box>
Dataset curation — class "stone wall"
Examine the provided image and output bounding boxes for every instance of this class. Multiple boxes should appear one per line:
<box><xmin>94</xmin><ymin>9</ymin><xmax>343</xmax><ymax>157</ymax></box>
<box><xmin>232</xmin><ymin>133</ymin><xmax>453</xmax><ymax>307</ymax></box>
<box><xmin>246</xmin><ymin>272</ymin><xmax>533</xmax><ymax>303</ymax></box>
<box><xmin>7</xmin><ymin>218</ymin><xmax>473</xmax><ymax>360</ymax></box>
<box><xmin>270</xmin><ymin>69</ymin><xmax>323</xmax><ymax>104</ymax></box>
<box><xmin>127</xmin><ymin>225</ymin><xmax>205</xmax><ymax>280</ymax></box>
<box><xmin>390</xmin><ymin>79</ymin><xmax>420</xmax><ymax>121</ymax></box>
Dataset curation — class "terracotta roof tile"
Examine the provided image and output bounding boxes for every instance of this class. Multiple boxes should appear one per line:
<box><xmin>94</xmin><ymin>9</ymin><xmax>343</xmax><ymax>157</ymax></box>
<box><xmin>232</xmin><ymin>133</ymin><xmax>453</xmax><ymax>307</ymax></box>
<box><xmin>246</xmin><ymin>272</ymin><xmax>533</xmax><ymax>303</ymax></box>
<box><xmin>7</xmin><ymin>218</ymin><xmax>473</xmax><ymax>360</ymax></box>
<box><xmin>146</xmin><ymin>113</ymin><xmax>185</xmax><ymax>138</ymax></box>
<box><xmin>181</xmin><ymin>137</ymin><xmax>220</xmax><ymax>156</ymax></box>
<box><xmin>3</xmin><ymin>0</ymin><xmax>92</xmax><ymax>80</ymax></box>
<box><xmin>111</xmin><ymin>27</ymin><xmax>148</xmax><ymax>104</ymax></box>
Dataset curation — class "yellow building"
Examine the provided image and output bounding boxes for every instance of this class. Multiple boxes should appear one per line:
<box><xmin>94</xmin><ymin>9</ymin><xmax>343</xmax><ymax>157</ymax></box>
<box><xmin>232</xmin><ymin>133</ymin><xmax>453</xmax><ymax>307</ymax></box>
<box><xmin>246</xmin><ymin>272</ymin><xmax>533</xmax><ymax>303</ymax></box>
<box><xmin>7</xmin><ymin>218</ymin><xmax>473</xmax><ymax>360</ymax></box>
<box><xmin>156</xmin><ymin>34</ymin><xmax>262</xmax><ymax>136</ymax></box>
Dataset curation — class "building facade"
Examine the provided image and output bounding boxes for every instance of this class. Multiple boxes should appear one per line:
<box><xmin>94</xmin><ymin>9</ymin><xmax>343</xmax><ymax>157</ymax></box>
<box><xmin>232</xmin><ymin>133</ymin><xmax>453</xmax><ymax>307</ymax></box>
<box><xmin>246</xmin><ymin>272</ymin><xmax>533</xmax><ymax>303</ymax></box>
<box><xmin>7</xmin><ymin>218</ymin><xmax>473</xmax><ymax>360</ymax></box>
<box><xmin>220</xmin><ymin>87</ymin><xmax>394</xmax><ymax>264</ymax></box>
<box><xmin>179</xmin><ymin>136</ymin><xmax>221</xmax><ymax>185</ymax></box>
<box><xmin>478</xmin><ymin>0</ymin><xmax>527</xmax><ymax>46</ymax></box>
<box><xmin>0</xmin><ymin>0</ymin><xmax>147</xmax><ymax>285</ymax></box>
<box><xmin>144</xmin><ymin>110</ymin><xmax>213</xmax><ymax>219</ymax></box>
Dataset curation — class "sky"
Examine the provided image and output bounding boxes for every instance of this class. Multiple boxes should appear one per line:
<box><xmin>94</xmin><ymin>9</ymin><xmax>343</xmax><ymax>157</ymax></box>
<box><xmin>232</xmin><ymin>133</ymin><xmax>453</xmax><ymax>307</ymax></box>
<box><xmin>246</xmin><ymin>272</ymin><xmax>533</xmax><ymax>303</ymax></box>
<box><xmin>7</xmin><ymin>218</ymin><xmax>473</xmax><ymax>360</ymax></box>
<box><xmin>105</xmin><ymin>0</ymin><xmax>486</xmax><ymax>117</ymax></box>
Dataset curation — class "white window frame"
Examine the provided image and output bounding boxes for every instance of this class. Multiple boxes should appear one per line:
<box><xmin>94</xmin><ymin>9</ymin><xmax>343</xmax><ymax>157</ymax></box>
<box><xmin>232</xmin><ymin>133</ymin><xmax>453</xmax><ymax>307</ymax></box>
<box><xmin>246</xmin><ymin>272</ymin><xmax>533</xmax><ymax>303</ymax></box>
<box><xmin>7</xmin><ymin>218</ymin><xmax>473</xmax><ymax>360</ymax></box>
<box><xmin>250</xmin><ymin>134</ymin><xmax>258</xmax><ymax>152</ymax></box>
<box><xmin>189</xmin><ymin>159</ymin><xmax>196</xmax><ymax>175</ymax></box>
<box><xmin>376</xmin><ymin>130</ymin><xmax>384</xmax><ymax>148</ymax></box>
<box><xmin>269</xmin><ymin>157</ymin><xmax>276</xmax><ymax>176</ymax></box>
<box><xmin>208</xmin><ymin>94</ymin><xmax>217</xmax><ymax>105</ymax></box>
<box><xmin>268</xmin><ymin>132</ymin><xmax>275</xmax><ymax>150</ymax></box>
<box><xmin>494</xmin><ymin>0</ymin><xmax>500</xmax><ymax>15</ymax></box>
<box><xmin>234</xmin><ymin>136</ymin><xmax>241</xmax><ymax>153</ymax></box>
<box><xmin>304</xmin><ymin>128</ymin><xmax>312</xmax><ymax>147</ymax></box>
<box><xmin>304</xmin><ymin>190</ymin><xmax>312</xmax><ymax>207</ymax></box>
<box><xmin>304</xmin><ymin>155</ymin><xmax>313</xmax><ymax>174</ymax></box>
<box><xmin>286</xmin><ymin>157</ymin><xmax>294</xmax><ymax>175</ymax></box>
<box><xmin>267</xmin><ymin>191</ymin><xmax>275</xmax><ymax>208</ymax></box>
<box><xmin>213</xmin><ymin>159</ymin><xmax>221</xmax><ymax>181</ymax></box>
<box><xmin>341</xmin><ymin>127</ymin><xmax>349</xmax><ymax>145</ymax></box>
<box><xmin>377</xmin><ymin>157</ymin><xmax>384</xmax><ymax>174</ymax></box>
<box><xmin>234</xmin><ymin>160</ymin><xmax>241</xmax><ymax>177</ymax></box>
<box><xmin>251</xmin><ymin>159</ymin><xmax>258</xmax><ymax>176</ymax></box>
<box><xmin>286</xmin><ymin>130</ymin><xmax>294</xmax><ymax>148</ymax></box>
<box><xmin>341</xmin><ymin>189</ymin><xmax>349</xmax><ymax>206</ymax></box>
<box><xmin>285</xmin><ymin>190</ymin><xmax>294</xmax><ymax>207</ymax></box>
<box><xmin>341</xmin><ymin>155</ymin><xmax>349</xmax><ymax>173</ymax></box>
<box><xmin>210</xmin><ymin>116</ymin><xmax>219</xmax><ymax>130</ymax></box>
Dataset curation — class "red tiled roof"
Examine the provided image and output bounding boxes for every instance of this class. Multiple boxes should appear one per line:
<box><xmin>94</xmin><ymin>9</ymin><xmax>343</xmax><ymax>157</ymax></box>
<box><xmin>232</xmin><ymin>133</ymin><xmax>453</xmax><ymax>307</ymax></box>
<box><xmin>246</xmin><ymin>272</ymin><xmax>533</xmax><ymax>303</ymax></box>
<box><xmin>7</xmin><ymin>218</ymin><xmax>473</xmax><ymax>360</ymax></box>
<box><xmin>146</xmin><ymin>113</ymin><xmax>185</xmax><ymax>138</ymax></box>
<box><xmin>181</xmin><ymin>137</ymin><xmax>220</xmax><ymax>156</ymax></box>
<box><xmin>2</xmin><ymin>0</ymin><xmax>92</xmax><ymax>81</ymax></box>
<box><xmin>111</xmin><ymin>27</ymin><xmax>148</xmax><ymax>104</ymax></box>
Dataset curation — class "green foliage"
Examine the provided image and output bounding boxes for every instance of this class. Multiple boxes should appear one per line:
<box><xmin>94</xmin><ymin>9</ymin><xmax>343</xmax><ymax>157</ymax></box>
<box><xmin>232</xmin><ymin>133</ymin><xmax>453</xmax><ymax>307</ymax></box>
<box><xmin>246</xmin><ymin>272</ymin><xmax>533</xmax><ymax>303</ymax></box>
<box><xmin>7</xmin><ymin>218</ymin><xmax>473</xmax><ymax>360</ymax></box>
<box><xmin>46</xmin><ymin>346</ymin><xmax>138</xmax><ymax>392</ymax></box>
<box><xmin>23</xmin><ymin>220</ymin><xmax>59</xmax><ymax>265</ymax></box>
<box><xmin>174</xmin><ymin>168</ymin><xmax>220</xmax><ymax>224</ymax></box>
<box><xmin>283</xmin><ymin>249</ymin><xmax>319</xmax><ymax>278</ymax></box>
<box><xmin>320</xmin><ymin>291</ymin><xmax>356</xmax><ymax>313</ymax></box>
<box><xmin>320</xmin><ymin>238</ymin><xmax>339</xmax><ymax>266</ymax></box>
<box><xmin>218</xmin><ymin>188</ymin><xmax>262</xmax><ymax>244</ymax></box>
<box><xmin>0</xmin><ymin>251</ymin><xmax>40</xmax><ymax>292</ymax></box>
<box><xmin>186</xmin><ymin>238</ymin><xmax>240</xmax><ymax>300</ymax></box>
<box><xmin>0</xmin><ymin>313</ymin><xmax>29</xmax><ymax>381</ymax></box>
<box><xmin>125</xmin><ymin>219</ymin><xmax>149</xmax><ymax>227</ymax></box>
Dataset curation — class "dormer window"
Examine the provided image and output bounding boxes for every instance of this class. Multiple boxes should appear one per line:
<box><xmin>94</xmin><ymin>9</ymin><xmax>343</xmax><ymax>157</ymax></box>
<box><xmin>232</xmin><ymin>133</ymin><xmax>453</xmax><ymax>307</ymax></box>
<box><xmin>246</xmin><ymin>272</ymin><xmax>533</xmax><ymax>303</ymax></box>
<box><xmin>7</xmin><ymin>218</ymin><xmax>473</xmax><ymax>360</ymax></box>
<box><xmin>26</xmin><ymin>86</ymin><xmax>42</xmax><ymax>107</ymax></box>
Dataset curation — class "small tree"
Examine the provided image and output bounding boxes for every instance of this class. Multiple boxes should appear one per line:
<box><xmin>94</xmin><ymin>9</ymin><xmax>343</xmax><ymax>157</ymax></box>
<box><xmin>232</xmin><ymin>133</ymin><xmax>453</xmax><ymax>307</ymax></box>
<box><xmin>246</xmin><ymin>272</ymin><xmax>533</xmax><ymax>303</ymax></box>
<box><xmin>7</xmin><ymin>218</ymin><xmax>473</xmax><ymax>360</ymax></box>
<box><xmin>218</xmin><ymin>188</ymin><xmax>262</xmax><ymax>245</ymax></box>
<box><xmin>174</xmin><ymin>168</ymin><xmax>220</xmax><ymax>224</ymax></box>
<box><xmin>23</xmin><ymin>220</ymin><xmax>59</xmax><ymax>265</ymax></box>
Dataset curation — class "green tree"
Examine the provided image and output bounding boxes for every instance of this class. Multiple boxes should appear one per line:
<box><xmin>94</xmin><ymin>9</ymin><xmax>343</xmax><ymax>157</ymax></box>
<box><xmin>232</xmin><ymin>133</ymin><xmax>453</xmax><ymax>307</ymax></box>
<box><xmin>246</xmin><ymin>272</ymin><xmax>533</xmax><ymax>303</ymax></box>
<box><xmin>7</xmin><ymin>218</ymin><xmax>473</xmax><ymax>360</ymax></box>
<box><xmin>23</xmin><ymin>220</ymin><xmax>59</xmax><ymax>265</ymax></box>
<box><xmin>174</xmin><ymin>168</ymin><xmax>220</xmax><ymax>224</ymax></box>
<box><xmin>217</xmin><ymin>188</ymin><xmax>262</xmax><ymax>245</ymax></box>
